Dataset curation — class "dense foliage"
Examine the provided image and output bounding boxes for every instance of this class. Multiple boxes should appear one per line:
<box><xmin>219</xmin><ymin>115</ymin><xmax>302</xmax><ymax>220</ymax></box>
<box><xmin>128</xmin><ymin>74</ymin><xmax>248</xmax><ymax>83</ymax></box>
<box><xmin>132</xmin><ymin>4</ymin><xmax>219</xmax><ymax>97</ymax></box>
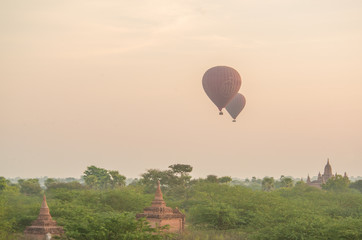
<box><xmin>0</xmin><ymin>165</ymin><xmax>361</xmax><ymax>240</ymax></box>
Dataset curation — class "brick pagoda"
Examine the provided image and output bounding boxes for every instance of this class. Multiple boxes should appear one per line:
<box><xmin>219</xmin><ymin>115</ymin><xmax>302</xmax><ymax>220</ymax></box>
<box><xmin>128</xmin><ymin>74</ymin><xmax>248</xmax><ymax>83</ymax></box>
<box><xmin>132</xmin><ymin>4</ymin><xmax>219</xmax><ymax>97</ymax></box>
<box><xmin>306</xmin><ymin>159</ymin><xmax>348</xmax><ymax>189</ymax></box>
<box><xmin>24</xmin><ymin>195</ymin><xmax>64</xmax><ymax>240</ymax></box>
<box><xmin>137</xmin><ymin>181</ymin><xmax>185</xmax><ymax>233</ymax></box>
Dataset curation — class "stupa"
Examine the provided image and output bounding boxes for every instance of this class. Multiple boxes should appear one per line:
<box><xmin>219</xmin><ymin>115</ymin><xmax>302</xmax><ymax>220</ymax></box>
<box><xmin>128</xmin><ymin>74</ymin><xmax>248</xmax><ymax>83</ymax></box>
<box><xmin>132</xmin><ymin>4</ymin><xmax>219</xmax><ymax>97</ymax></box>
<box><xmin>136</xmin><ymin>181</ymin><xmax>185</xmax><ymax>233</ymax></box>
<box><xmin>24</xmin><ymin>195</ymin><xmax>64</xmax><ymax>240</ymax></box>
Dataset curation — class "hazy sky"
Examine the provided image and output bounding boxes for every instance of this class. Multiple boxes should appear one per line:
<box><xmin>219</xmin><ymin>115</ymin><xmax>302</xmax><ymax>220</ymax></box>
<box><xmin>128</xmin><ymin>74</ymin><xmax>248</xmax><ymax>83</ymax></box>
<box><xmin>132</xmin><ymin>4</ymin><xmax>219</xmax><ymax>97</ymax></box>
<box><xmin>1</xmin><ymin>0</ymin><xmax>361</xmax><ymax>179</ymax></box>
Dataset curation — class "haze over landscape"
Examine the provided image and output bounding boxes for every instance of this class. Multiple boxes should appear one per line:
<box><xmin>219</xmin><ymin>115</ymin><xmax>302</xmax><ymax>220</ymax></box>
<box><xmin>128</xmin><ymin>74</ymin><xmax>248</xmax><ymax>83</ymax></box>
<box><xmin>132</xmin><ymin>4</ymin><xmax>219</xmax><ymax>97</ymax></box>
<box><xmin>1</xmin><ymin>0</ymin><xmax>362</xmax><ymax>179</ymax></box>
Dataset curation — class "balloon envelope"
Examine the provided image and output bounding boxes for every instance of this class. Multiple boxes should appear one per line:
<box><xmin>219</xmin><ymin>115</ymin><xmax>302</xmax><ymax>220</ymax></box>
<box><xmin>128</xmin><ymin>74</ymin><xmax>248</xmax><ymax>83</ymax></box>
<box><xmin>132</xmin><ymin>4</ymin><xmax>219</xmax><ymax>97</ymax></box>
<box><xmin>202</xmin><ymin>66</ymin><xmax>241</xmax><ymax>112</ymax></box>
<box><xmin>226</xmin><ymin>93</ymin><xmax>246</xmax><ymax>121</ymax></box>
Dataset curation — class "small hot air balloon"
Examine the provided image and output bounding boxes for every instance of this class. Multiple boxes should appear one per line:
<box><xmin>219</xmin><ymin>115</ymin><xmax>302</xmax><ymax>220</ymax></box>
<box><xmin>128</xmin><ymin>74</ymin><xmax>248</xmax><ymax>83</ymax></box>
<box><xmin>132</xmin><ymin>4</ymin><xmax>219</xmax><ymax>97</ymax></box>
<box><xmin>202</xmin><ymin>66</ymin><xmax>241</xmax><ymax>115</ymax></box>
<box><xmin>226</xmin><ymin>93</ymin><xmax>246</xmax><ymax>122</ymax></box>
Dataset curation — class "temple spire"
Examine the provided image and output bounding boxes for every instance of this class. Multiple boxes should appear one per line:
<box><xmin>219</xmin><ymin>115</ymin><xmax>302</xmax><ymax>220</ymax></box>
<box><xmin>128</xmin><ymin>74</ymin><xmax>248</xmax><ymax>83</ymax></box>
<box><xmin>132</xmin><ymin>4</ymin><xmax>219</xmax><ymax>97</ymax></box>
<box><xmin>136</xmin><ymin>180</ymin><xmax>185</xmax><ymax>233</ymax></box>
<box><xmin>39</xmin><ymin>194</ymin><xmax>52</xmax><ymax>219</ymax></box>
<box><xmin>151</xmin><ymin>180</ymin><xmax>166</xmax><ymax>207</ymax></box>
<box><xmin>24</xmin><ymin>194</ymin><xmax>64</xmax><ymax>238</ymax></box>
<box><xmin>42</xmin><ymin>194</ymin><xmax>48</xmax><ymax>208</ymax></box>
<box><xmin>317</xmin><ymin>172</ymin><xmax>322</xmax><ymax>181</ymax></box>
<box><xmin>323</xmin><ymin>159</ymin><xmax>333</xmax><ymax>180</ymax></box>
<box><xmin>155</xmin><ymin>180</ymin><xmax>163</xmax><ymax>199</ymax></box>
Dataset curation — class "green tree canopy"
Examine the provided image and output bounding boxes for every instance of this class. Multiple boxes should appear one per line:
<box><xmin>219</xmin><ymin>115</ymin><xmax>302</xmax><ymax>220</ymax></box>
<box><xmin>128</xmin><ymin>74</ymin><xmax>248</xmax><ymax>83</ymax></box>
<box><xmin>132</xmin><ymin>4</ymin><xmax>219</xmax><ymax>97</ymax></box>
<box><xmin>169</xmin><ymin>164</ymin><xmax>193</xmax><ymax>176</ymax></box>
<box><xmin>18</xmin><ymin>179</ymin><xmax>42</xmax><ymax>195</ymax></box>
<box><xmin>0</xmin><ymin>177</ymin><xmax>8</xmax><ymax>191</ymax></box>
<box><xmin>140</xmin><ymin>169</ymin><xmax>173</xmax><ymax>186</ymax></box>
<box><xmin>109</xmin><ymin>170</ymin><xmax>126</xmax><ymax>189</ymax></box>
<box><xmin>350</xmin><ymin>180</ymin><xmax>362</xmax><ymax>193</ymax></box>
<box><xmin>83</xmin><ymin>166</ymin><xmax>126</xmax><ymax>190</ymax></box>
<box><xmin>206</xmin><ymin>175</ymin><xmax>218</xmax><ymax>183</ymax></box>
<box><xmin>219</xmin><ymin>176</ymin><xmax>232</xmax><ymax>184</ymax></box>
<box><xmin>278</xmin><ymin>176</ymin><xmax>294</xmax><ymax>188</ymax></box>
<box><xmin>44</xmin><ymin>178</ymin><xmax>57</xmax><ymax>189</ymax></box>
<box><xmin>262</xmin><ymin>177</ymin><xmax>275</xmax><ymax>191</ymax></box>
<box><xmin>322</xmin><ymin>175</ymin><xmax>351</xmax><ymax>192</ymax></box>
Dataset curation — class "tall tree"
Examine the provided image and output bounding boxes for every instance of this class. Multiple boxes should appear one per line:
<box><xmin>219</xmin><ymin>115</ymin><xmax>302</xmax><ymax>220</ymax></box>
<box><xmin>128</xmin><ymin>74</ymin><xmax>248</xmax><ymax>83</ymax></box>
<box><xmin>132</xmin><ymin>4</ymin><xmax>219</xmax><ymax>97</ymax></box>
<box><xmin>140</xmin><ymin>169</ymin><xmax>172</xmax><ymax>186</ymax></box>
<box><xmin>168</xmin><ymin>164</ymin><xmax>193</xmax><ymax>176</ymax></box>
<box><xmin>83</xmin><ymin>166</ymin><xmax>110</xmax><ymax>189</ymax></box>
<box><xmin>83</xmin><ymin>166</ymin><xmax>125</xmax><ymax>190</ymax></box>
<box><xmin>109</xmin><ymin>170</ymin><xmax>126</xmax><ymax>189</ymax></box>
<box><xmin>168</xmin><ymin>164</ymin><xmax>193</xmax><ymax>187</ymax></box>
<box><xmin>262</xmin><ymin>177</ymin><xmax>275</xmax><ymax>192</ymax></box>
<box><xmin>279</xmin><ymin>176</ymin><xmax>294</xmax><ymax>188</ymax></box>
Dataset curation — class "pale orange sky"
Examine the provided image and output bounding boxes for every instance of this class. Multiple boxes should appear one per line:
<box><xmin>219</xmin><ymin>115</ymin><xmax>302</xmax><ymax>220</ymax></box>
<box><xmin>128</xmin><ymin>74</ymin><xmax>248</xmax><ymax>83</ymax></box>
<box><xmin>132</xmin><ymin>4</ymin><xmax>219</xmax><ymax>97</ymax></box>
<box><xmin>1</xmin><ymin>0</ymin><xmax>361</xmax><ymax>179</ymax></box>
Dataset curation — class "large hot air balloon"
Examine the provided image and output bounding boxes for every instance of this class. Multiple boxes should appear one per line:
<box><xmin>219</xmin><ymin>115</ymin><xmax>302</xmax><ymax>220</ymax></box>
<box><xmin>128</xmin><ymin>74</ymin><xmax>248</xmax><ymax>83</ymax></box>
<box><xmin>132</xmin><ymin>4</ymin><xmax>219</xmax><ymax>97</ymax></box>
<box><xmin>202</xmin><ymin>66</ymin><xmax>241</xmax><ymax>115</ymax></box>
<box><xmin>226</xmin><ymin>93</ymin><xmax>246</xmax><ymax>122</ymax></box>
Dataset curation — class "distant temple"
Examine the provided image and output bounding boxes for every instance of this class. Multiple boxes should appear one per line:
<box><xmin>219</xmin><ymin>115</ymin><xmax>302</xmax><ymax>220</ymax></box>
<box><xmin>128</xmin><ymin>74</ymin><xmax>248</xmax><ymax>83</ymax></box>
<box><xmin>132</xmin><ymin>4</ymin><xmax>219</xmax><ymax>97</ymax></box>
<box><xmin>306</xmin><ymin>159</ymin><xmax>348</xmax><ymax>189</ymax></box>
<box><xmin>136</xmin><ymin>181</ymin><xmax>185</xmax><ymax>233</ymax></box>
<box><xmin>24</xmin><ymin>195</ymin><xmax>64</xmax><ymax>240</ymax></box>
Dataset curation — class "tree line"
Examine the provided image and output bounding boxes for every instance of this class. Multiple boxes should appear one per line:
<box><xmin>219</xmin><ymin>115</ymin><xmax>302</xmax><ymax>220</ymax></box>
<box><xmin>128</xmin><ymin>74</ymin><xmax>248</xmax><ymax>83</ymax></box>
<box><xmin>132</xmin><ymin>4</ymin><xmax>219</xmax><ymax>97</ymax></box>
<box><xmin>0</xmin><ymin>164</ymin><xmax>361</xmax><ymax>239</ymax></box>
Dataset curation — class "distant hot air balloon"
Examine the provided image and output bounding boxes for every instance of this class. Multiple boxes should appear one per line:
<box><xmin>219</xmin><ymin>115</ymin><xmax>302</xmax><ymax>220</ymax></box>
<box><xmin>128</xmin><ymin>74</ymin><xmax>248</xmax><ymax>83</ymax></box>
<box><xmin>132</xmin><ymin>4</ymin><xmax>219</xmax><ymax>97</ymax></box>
<box><xmin>226</xmin><ymin>93</ymin><xmax>246</xmax><ymax>122</ymax></box>
<box><xmin>202</xmin><ymin>66</ymin><xmax>241</xmax><ymax>115</ymax></box>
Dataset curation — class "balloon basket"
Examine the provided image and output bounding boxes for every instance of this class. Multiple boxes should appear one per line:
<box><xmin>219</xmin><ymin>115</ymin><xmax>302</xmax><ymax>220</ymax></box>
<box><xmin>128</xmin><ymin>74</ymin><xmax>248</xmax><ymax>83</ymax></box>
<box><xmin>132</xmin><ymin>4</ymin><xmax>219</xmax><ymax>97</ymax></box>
<box><xmin>219</xmin><ymin>111</ymin><xmax>223</xmax><ymax>115</ymax></box>
<box><xmin>232</xmin><ymin>119</ymin><xmax>236</xmax><ymax>122</ymax></box>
